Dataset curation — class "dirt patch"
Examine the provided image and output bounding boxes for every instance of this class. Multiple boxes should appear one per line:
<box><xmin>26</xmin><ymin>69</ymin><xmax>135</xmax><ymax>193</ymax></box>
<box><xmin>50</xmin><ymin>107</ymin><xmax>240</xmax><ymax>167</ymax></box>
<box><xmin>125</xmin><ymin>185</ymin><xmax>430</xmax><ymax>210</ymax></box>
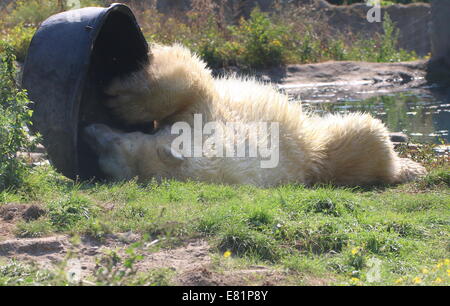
<box><xmin>176</xmin><ymin>266</ymin><xmax>288</xmax><ymax>286</ymax></box>
<box><xmin>137</xmin><ymin>239</ymin><xmax>211</xmax><ymax>272</ymax></box>
<box><xmin>303</xmin><ymin>276</ymin><xmax>334</xmax><ymax>286</ymax></box>
<box><xmin>0</xmin><ymin>203</ymin><xmax>287</xmax><ymax>285</ymax></box>
<box><xmin>0</xmin><ymin>234</ymin><xmax>292</xmax><ymax>285</ymax></box>
<box><xmin>177</xmin><ymin>267</ymin><xmax>226</xmax><ymax>286</ymax></box>
<box><xmin>0</xmin><ymin>204</ymin><xmax>46</xmax><ymax>240</ymax></box>
<box><xmin>1</xmin><ymin>204</ymin><xmax>28</xmax><ymax>222</ymax></box>
<box><xmin>22</xmin><ymin>205</ymin><xmax>46</xmax><ymax>222</ymax></box>
<box><xmin>0</xmin><ymin>236</ymin><xmax>65</xmax><ymax>257</ymax></box>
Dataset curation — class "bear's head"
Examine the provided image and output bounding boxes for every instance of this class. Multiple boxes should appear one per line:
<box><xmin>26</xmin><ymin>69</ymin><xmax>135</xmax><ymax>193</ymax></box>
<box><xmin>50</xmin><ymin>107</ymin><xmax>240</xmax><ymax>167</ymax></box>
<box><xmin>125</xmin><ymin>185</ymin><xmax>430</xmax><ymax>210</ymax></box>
<box><xmin>83</xmin><ymin>124</ymin><xmax>185</xmax><ymax>182</ymax></box>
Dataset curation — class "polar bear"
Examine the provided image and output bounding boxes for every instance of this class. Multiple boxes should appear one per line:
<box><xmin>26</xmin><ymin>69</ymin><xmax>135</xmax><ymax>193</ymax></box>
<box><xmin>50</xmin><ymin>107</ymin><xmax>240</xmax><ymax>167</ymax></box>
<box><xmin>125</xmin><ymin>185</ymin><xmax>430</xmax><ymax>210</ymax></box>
<box><xmin>83</xmin><ymin>44</ymin><xmax>426</xmax><ymax>187</ymax></box>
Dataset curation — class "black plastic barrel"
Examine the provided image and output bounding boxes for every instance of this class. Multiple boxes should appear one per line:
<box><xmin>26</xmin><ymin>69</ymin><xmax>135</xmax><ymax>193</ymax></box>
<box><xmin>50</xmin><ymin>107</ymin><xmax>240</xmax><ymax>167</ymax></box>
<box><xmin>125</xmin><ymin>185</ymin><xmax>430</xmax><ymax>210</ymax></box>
<box><xmin>22</xmin><ymin>3</ymin><xmax>150</xmax><ymax>180</ymax></box>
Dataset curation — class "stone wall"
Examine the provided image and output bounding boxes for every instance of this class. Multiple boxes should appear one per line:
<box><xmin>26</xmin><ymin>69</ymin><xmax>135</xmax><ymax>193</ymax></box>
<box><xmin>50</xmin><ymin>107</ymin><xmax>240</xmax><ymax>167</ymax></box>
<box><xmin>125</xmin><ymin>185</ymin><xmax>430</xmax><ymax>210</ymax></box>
<box><xmin>427</xmin><ymin>0</ymin><xmax>450</xmax><ymax>84</ymax></box>
<box><xmin>430</xmin><ymin>0</ymin><xmax>450</xmax><ymax>66</ymax></box>
<box><xmin>316</xmin><ymin>1</ymin><xmax>431</xmax><ymax>57</ymax></box>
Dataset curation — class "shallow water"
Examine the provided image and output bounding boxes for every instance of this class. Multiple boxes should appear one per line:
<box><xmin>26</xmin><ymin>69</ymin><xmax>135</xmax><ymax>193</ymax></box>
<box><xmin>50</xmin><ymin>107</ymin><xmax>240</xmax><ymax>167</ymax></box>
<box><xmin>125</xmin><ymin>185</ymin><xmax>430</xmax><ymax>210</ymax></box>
<box><xmin>284</xmin><ymin>85</ymin><xmax>450</xmax><ymax>144</ymax></box>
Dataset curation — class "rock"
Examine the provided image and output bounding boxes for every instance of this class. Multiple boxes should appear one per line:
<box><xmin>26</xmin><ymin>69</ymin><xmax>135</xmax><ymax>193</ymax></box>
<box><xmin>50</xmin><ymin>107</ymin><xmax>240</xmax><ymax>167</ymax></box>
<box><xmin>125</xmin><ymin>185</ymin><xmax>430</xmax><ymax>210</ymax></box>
<box><xmin>34</xmin><ymin>144</ymin><xmax>47</xmax><ymax>154</ymax></box>
<box><xmin>16</xmin><ymin>152</ymin><xmax>48</xmax><ymax>164</ymax></box>
<box><xmin>389</xmin><ymin>132</ymin><xmax>409</xmax><ymax>143</ymax></box>
<box><xmin>274</xmin><ymin>60</ymin><xmax>427</xmax><ymax>95</ymax></box>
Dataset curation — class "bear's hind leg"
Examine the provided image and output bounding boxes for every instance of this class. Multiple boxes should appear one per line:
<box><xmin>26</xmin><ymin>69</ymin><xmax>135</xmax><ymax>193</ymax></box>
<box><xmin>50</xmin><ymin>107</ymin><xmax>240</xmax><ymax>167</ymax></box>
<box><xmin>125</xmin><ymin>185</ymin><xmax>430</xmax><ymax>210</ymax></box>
<box><xmin>319</xmin><ymin>113</ymin><xmax>403</xmax><ymax>186</ymax></box>
<box><xmin>394</xmin><ymin>158</ymin><xmax>427</xmax><ymax>184</ymax></box>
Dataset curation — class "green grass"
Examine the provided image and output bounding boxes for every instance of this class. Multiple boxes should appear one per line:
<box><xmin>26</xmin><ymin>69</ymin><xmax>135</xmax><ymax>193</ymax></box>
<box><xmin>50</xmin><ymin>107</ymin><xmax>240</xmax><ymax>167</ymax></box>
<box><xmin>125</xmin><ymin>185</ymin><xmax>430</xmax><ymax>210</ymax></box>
<box><xmin>0</xmin><ymin>161</ymin><xmax>448</xmax><ymax>286</ymax></box>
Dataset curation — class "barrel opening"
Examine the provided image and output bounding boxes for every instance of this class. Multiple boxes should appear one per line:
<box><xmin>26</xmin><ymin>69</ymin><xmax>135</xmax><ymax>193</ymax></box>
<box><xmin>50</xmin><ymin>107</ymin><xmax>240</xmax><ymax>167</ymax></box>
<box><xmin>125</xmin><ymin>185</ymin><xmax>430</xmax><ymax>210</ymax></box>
<box><xmin>77</xmin><ymin>8</ymin><xmax>150</xmax><ymax>180</ymax></box>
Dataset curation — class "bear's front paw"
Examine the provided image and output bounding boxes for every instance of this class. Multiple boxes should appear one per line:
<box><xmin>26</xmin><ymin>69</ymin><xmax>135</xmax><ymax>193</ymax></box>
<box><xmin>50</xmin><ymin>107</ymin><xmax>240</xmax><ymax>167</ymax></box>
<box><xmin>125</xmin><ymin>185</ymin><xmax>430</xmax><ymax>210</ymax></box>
<box><xmin>103</xmin><ymin>91</ymin><xmax>154</xmax><ymax>125</ymax></box>
<box><xmin>103</xmin><ymin>70</ymin><xmax>154</xmax><ymax>124</ymax></box>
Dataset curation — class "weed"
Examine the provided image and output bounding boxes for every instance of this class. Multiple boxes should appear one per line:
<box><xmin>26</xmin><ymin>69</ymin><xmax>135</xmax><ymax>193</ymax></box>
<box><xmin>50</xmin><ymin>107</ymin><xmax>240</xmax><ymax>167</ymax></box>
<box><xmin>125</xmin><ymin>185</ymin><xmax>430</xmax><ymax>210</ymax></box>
<box><xmin>15</xmin><ymin>218</ymin><xmax>52</xmax><ymax>238</ymax></box>
<box><xmin>47</xmin><ymin>194</ymin><xmax>97</xmax><ymax>231</ymax></box>
<box><xmin>218</xmin><ymin>225</ymin><xmax>280</xmax><ymax>262</ymax></box>
<box><xmin>0</xmin><ymin>43</ymin><xmax>38</xmax><ymax>191</ymax></box>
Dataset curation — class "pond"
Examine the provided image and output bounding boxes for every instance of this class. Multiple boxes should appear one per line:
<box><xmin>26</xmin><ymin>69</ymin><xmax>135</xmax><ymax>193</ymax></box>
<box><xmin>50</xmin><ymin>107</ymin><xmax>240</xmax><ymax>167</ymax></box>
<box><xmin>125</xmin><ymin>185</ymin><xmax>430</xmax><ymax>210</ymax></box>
<box><xmin>284</xmin><ymin>85</ymin><xmax>450</xmax><ymax>144</ymax></box>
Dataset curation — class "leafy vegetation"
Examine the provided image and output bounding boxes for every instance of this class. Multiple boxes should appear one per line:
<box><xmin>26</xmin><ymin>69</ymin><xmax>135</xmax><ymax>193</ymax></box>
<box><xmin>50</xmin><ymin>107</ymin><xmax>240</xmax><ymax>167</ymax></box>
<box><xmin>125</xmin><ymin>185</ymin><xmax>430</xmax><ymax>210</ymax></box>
<box><xmin>140</xmin><ymin>6</ymin><xmax>417</xmax><ymax>69</ymax></box>
<box><xmin>2</xmin><ymin>25</ymin><xmax>36</xmax><ymax>62</ymax></box>
<box><xmin>0</xmin><ymin>0</ymin><xmax>418</xmax><ymax>69</ymax></box>
<box><xmin>0</xmin><ymin>44</ymin><xmax>37</xmax><ymax>191</ymax></box>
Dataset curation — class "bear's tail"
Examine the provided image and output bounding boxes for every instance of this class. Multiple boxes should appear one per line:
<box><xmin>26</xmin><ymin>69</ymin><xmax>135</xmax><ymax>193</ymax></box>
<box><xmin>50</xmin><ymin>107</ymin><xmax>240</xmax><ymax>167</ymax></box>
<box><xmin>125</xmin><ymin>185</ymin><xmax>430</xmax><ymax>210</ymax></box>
<box><xmin>395</xmin><ymin>158</ymin><xmax>427</xmax><ymax>184</ymax></box>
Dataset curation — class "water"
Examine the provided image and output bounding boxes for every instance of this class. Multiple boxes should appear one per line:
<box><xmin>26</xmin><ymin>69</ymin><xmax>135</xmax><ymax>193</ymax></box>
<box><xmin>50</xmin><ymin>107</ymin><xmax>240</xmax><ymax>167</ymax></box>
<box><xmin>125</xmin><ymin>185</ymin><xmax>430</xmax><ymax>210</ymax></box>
<box><xmin>284</xmin><ymin>85</ymin><xmax>450</xmax><ymax>144</ymax></box>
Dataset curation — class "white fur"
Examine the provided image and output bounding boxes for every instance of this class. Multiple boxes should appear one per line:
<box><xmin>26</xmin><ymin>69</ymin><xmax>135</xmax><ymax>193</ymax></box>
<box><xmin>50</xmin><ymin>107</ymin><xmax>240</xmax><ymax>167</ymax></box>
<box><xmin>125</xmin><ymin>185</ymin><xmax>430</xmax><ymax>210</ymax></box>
<box><xmin>84</xmin><ymin>44</ymin><xmax>427</xmax><ymax>187</ymax></box>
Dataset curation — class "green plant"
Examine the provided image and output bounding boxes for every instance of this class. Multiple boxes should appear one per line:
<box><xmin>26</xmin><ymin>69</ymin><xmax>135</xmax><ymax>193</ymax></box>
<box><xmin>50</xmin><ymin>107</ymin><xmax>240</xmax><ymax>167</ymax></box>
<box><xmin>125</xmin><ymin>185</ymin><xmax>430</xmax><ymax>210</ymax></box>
<box><xmin>296</xmin><ymin>223</ymin><xmax>349</xmax><ymax>254</ymax></box>
<box><xmin>5</xmin><ymin>0</ymin><xmax>61</xmax><ymax>28</ymax></box>
<box><xmin>15</xmin><ymin>218</ymin><xmax>52</xmax><ymax>238</ymax></box>
<box><xmin>0</xmin><ymin>0</ymin><xmax>109</xmax><ymax>61</ymax></box>
<box><xmin>93</xmin><ymin>242</ymin><xmax>174</xmax><ymax>286</ymax></box>
<box><xmin>0</xmin><ymin>43</ymin><xmax>37</xmax><ymax>191</ymax></box>
<box><xmin>4</xmin><ymin>0</ymin><xmax>108</xmax><ymax>28</ymax></box>
<box><xmin>3</xmin><ymin>24</ymin><xmax>36</xmax><ymax>62</ymax></box>
<box><xmin>47</xmin><ymin>194</ymin><xmax>97</xmax><ymax>231</ymax></box>
<box><xmin>227</xmin><ymin>8</ymin><xmax>293</xmax><ymax>68</ymax></box>
<box><xmin>218</xmin><ymin>225</ymin><xmax>281</xmax><ymax>262</ymax></box>
<box><xmin>136</xmin><ymin>4</ymin><xmax>419</xmax><ymax>69</ymax></box>
<box><xmin>334</xmin><ymin>14</ymin><xmax>416</xmax><ymax>63</ymax></box>
<box><xmin>0</xmin><ymin>260</ymin><xmax>56</xmax><ymax>285</ymax></box>
<box><xmin>296</xmin><ymin>27</ymin><xmax>322</xmax><ymax>64</ymax></box>
<box><xmin>376</xmin><ymin>14</ymin><xmax>416</xmax><ymax>62</ymax></box>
